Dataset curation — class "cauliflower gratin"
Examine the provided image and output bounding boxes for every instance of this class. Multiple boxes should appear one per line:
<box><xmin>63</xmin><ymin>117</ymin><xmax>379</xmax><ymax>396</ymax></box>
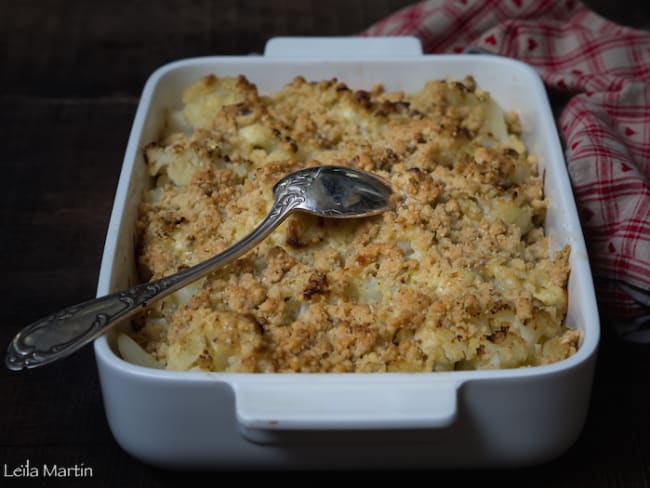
<box><xmin>119</xmin><ymin>73</ymin><xmax>580</xmax><ymax>373</ymax></box>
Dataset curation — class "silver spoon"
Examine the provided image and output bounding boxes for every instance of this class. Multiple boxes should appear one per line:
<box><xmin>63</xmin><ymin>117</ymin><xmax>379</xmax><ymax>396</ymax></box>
<box><xmin>6</xmin><ymin>166</ymin><xmax>393</xmax><ymax>371</ymax></box>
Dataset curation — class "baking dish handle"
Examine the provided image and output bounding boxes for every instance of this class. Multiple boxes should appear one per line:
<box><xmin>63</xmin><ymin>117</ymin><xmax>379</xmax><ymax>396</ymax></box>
<box><xmin>234</xmin><ymin>379</ymin><xmax>459</xmax><ymax>433</ymax></box>
<box><xmin>264</xmin><ymin>36</ymin><xmax>423</xmax><ymax>58</ymax></box>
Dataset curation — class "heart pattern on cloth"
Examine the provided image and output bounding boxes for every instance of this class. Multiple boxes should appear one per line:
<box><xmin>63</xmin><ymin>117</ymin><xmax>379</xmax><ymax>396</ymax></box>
<box><xmin>527</xmin><ymin>37</ymin><xmax>537</xmax><ymax>50</ymax></box>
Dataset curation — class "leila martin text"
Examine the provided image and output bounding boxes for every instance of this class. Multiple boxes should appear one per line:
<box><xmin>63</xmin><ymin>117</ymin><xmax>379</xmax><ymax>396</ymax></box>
<box><xmin>3</xmin><ymin>460</ymin><xmax>93</xmax><ymax>478</ymax></box>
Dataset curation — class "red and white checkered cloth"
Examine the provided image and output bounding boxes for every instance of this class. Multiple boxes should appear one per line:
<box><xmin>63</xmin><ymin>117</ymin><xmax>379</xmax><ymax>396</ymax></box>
<box><xmin>363</xmin><ymin>0</ymin><xmax>650</xmax><ymax>340</ymax></box>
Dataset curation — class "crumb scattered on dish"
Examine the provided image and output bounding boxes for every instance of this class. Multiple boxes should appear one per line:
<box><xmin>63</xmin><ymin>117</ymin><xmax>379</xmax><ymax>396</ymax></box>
<box><xmin>121</xmin><ymin>74</ymin><xmax>579</xmax><ymax>372</ymax></box>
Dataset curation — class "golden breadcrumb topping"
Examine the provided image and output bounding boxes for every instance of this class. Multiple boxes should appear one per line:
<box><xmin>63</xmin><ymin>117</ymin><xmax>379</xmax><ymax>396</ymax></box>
<box><xmin>125</xmin><ymin>73</ymin><xmax>579</xmax><ymax>372</ymax></box>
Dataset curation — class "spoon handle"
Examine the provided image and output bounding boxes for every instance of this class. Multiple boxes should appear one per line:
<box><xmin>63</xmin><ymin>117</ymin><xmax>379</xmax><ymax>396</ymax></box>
<box><xmin>6</xmin><ymin>194</ymin><xmax>302</xmax><ymax>371</ymax></box>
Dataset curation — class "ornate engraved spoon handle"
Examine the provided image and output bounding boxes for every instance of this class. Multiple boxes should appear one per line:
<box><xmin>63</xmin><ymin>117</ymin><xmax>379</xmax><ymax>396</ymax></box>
<box><xmin>6</xmin><ymin>194</ymin><xmax>302</xmax><ymax>371</ymax></box>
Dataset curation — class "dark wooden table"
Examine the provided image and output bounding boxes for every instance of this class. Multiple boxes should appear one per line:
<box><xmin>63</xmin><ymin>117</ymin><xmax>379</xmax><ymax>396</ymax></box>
<box><xmin>1</xmin><ymin>0</ymin><xmax>649</xmax><ymax>484</ymax></box>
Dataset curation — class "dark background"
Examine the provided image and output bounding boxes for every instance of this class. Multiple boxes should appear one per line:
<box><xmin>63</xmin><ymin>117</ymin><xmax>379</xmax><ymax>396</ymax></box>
<box><xmin>1</xmin><ymin>0</ymin><xmax>649</xmax><ymax>485</ymax></box>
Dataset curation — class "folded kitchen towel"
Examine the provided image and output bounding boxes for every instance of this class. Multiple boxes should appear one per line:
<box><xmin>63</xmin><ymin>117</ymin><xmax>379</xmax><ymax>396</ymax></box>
<box><xmin>363</xmin><ymin>0</ymin><xmax>650</xmax><ymax>341</ymax></box>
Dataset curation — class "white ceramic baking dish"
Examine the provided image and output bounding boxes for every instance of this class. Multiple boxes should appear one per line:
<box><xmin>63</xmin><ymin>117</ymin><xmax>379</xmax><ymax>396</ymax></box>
<box><xmin>94</xmin><ymin>37</ymin><xmax>600</xmax><ymax>469</ymax></box>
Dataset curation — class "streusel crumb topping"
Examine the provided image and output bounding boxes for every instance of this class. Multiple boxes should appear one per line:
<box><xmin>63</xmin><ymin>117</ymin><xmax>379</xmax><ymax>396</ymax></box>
<box><xmin>128</xmin><ymin>74</ymin><xmax>579</xmax><ymax>372</ymax></box>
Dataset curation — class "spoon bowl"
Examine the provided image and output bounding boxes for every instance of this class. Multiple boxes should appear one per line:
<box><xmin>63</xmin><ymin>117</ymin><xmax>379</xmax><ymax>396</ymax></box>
<box><xmin>273</xmin><ymin>166</ymin><xmax>392</xmax><ymax>219</ymax></box>
<box><xmin>6</xmin><ymin>166</ymin><xmax>393</xmax><ymax>371</ymax></box>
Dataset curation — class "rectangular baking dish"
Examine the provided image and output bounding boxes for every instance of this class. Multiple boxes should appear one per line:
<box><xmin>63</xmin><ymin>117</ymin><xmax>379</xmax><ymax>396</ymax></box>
<box><xmin>94</xmin><ymin>37</ymin><xmax>600</xmax><ymax>469</ymax></box>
